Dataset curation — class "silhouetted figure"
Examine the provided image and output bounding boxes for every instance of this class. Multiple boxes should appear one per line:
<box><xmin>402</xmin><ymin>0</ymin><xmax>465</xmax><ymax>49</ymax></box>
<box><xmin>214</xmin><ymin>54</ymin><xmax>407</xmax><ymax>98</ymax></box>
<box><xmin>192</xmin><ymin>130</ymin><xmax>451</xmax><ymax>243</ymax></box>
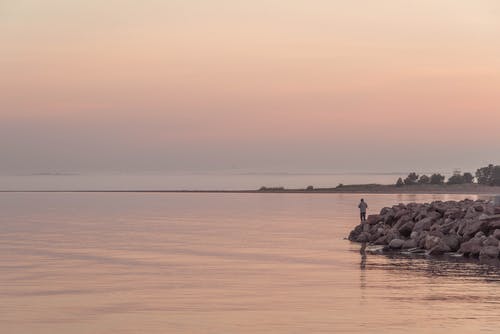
<box><xmin>358</xmin><ymin>198</ymin><xmax>368</xmax><ymax>222</ymax></box>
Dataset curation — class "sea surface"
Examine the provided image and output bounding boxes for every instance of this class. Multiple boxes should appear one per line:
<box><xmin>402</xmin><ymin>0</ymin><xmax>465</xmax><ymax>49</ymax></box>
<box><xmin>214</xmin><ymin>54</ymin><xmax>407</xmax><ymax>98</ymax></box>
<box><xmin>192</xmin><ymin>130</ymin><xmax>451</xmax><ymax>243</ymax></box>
<box><xmin>0</xmin><ymin>171</ymin><xmax>416</xmax><ymax>191</ymax></box>
<box><xmin>2</xmin><ymin>192</ymin><xmax>500</xmax><ymax>333</ymax></box>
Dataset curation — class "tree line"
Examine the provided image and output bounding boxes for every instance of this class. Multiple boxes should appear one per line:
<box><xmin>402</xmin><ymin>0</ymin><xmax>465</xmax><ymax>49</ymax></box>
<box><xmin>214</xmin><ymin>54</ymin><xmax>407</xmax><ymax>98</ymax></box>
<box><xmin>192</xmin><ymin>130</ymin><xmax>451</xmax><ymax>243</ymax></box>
<box><xmin>396</xmin><ymin>164</ymin><xmax>500</xmax><ymax>186</ymax></box>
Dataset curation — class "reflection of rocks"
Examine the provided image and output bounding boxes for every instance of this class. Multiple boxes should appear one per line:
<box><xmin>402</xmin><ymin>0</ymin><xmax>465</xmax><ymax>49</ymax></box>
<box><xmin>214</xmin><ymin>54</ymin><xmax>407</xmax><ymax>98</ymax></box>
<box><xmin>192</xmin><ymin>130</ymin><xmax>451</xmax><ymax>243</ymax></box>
<box><xmin>348</xmin><ymin>199</ymin><xmax>500</xmax><ymax>265</ymax></box>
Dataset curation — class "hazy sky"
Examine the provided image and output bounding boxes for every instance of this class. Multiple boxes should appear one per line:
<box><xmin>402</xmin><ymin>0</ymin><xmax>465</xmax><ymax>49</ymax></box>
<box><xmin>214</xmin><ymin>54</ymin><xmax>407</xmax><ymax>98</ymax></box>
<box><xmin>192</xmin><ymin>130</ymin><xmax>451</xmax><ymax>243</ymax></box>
<box><xmin>1</xmin><ymin>0</ymin><xmax>499</xmax><ymax>174</ymax></box>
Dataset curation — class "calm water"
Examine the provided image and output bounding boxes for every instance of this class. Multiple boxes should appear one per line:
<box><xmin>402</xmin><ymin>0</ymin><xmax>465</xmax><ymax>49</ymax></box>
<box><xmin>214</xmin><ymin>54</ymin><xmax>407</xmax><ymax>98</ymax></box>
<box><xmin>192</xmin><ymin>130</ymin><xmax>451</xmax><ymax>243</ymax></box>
<box><xmin>0</xmin><ymin>172</ymin><xmax>411</xmax><ymax>191</ymax></box>
<box><xmin>2</xmin><ymin>192</ymin><xmax>500</xmax><ymax>333</ymax></box>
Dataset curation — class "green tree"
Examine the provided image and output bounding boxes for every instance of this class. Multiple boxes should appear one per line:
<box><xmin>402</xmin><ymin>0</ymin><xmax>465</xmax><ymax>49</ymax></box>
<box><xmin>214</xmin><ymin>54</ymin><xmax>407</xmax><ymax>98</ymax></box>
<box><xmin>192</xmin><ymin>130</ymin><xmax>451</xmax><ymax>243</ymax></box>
<box><xmin>463</xmin><ymin>172</ymin><xmax>474</xmax><ymax>184</ymax></box>
<box><xmin>418</xmin><ymin>175</ymin><xmax>430</xmax><ymax>184</ymax></box>
<box><xmin>404</xmin><ymin>172</ymin><xmax>419</xmax><ymax>185</ymax></box>
<box><xmin>429</xmin><ymin>173</ymin><xmax>445</xmax><ymax>185</ymax></box>
<box><xmin>396</xmin><ymin>177</ymin><xmax>404</xmax><ymax>187</ymax></box>
<box><xmin>476</xmin><ymin>164</ymin><xmax>500</xmax><ymax>186</ymax></box>
<box><xmin>447</xmin><ymin>174</ymin><xmax>464</xmax><ymax>184</ymax></box>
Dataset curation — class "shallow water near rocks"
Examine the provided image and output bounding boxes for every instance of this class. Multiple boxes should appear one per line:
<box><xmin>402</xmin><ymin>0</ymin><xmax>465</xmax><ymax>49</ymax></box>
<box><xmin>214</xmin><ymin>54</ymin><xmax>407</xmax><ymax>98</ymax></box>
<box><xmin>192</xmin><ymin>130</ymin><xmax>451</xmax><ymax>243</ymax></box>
<box><xmin>1</xmin><ymin>192</ymin><xmax>500</xmax><ymax>333</ymax></box>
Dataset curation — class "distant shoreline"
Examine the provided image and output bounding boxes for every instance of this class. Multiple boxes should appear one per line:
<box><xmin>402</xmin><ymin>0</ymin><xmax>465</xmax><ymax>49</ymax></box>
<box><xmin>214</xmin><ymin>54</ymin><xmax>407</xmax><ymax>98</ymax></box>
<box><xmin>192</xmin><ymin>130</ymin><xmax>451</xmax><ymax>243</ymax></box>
<box><xmin>1</xmin><ymin>184</ymin><xmax>500</xmax><ymax>194</ymax></box>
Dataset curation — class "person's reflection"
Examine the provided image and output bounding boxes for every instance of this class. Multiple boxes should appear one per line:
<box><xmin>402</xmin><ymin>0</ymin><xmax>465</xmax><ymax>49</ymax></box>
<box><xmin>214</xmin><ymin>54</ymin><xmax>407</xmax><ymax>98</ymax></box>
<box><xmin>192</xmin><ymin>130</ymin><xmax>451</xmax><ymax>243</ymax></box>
<box><xmin>360</xmin><ymin>242</ymin><xmax>367</xmax><ymax>298</ymax></box>
<box><xmin>360</xmin><ymin>242</ymin><xmax>367</xmax><ymax>270</ymax></box>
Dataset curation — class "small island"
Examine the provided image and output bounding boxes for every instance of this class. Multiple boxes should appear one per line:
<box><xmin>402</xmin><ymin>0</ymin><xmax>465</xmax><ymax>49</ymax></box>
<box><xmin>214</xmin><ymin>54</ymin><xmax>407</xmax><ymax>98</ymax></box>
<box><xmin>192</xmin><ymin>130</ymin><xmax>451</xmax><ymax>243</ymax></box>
<box><xmin>257</xmin><ymin>164</ymin><xmax>500</xmax><ymax>194</ymax></box>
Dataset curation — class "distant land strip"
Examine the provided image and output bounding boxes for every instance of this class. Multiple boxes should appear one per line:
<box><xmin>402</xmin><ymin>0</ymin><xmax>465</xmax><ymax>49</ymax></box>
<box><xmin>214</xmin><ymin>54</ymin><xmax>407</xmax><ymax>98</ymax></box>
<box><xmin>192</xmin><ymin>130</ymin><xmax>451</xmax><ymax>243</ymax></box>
<box><xmin>1</xmin><ymin>184</ymin><xmax>500</xmax><ymax>194</ymax></box>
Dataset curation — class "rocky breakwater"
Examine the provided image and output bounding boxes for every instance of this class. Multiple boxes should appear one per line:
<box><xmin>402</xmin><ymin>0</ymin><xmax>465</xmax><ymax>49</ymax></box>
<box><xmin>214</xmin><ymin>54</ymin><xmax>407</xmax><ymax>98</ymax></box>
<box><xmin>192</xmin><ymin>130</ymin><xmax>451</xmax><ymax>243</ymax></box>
<box><xmin>348</xmin><ymin>199</ymin><xmax>500</xmax><ymax>263</ymax></box>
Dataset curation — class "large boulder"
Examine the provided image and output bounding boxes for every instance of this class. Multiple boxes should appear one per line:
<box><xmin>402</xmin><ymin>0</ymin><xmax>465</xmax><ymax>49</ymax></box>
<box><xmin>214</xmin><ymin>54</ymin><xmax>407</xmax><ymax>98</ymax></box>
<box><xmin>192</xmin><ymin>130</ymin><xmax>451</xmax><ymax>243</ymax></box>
<box><xmin>402</xmin><ymin>239</ymin><xmax>417</xmax><ymax>249</ymax></box>
<box><xmin>394</xmin><ymin>208</ymin><xmax>409</xmax><ymax>220</ymax></box>
<box><xmin>393</xmin><ymin>214</ymin><xmax>412</xmax><ymax>231</ymax></box>
<box><xmin>380</xmin><ymin>207</ymin><xmax>392</xmax><ymax>216</ymax></box>
<box><xmin>429</xmin><ymin>228</ymin><xmax>444</xmax><ymax>238</ymax></box>
<box><xmin>440</xmin><ymin>219</ymin><xmax>460</xmax><ymax>234</ymax></box>
<box><xmin>483</xmin><ymin>236</ymin><xmax>499</xmax><ymax>247</ymax></box>
<box><xmin>398</xmin><ymin>221</ymin><xmax>415</xmax><ymax>238</ymax></box>
<box><xmin>385</xmin><ymin>230</ymin><xmax>401</xmax><ymax>243</ymax></box>
<box><xmin>475</xmin><ymin>231</ymin><xmax>485</xmax><ymax>238</ymax></box>
<box><xmin>473</xmin><ymin>203</ymin><xmax>484</xmax><ymax>212</ymax></box>
<box><xmin>355</xmin><ymin>232</ymin><xmax>371</xmax><ymax>243</ymax></box>
<box><xmin>424</xmin><ymin>235</ymin><xmax>442</xmax><ymax>250</ymax></box>
<box><xmin>348</xmin><ymin>224</ymin><xmax>364</xmax><ymax>241</ymax></box>
<box><xmin>367</xmin><ymin>214</ymin><xmax>382</xmax><ymax>225</ymax></box>
<box><xmin>389</xmin><ymin>239</ymin><xmax>405</xmax><ymax>249</ymax></box>
<box><xmin>442</xmin><ymin>234</ymin><xmax>460</xmax><ymax>252</ymax></box>
<box><xmin>413</xmin><ymin>217</ymin><xmax>434</xmax><ymax>232</ymax></box>
<box><xmin>459</xmin><ymin>237</ymin><xmax>484</xmax><ymax>257</ymax></box>
<box><xmin>493</xmin><ymin>229</ymin><xmax>500</xmax><ymax>240</ymax></box>
<box><xmin>417</xmin><ymin>231</ymin><xmax>429</xmax><ymax>248</ymax></box>
<box><xmin>374</xmin><ymin>235</ymin><xmax>388</xmax><ymax>245</ymax></box>
<box><xmin>383</xmin><ymin>211</ymin><xmax>396</xmax><ymax>226</ymax></box>
<box><xmin>462</xmin><ymin>219</ymin><xmax>489</xmax><ymax>238</ymax></box>
<box><xmin>428</xmin><ymin>241</ymin><xmax>451</xmax><ymax>255</ymax></box>
<box><xmin>479</xmin><ymin>246</ymin><xmax>500</xmax><ymax>259</ymax></box>
<box><xmin>487</xmin><ymin>219</ymin><xmax>500</xmax><ymax>231</ymax></box>
<box><xmin>432</xmin><ymin>202</ymin><xmax>448</xmax><ymax>215</ymax></box>
<box><xmin>444</xmin><ymin>208</ymin><xmax>465</xmax><ymax>220</ymax></box>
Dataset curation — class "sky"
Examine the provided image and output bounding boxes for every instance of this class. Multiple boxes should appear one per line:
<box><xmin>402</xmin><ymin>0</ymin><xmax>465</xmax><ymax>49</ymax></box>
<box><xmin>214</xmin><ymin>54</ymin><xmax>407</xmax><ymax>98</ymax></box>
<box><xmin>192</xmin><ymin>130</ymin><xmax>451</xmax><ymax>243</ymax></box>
<box><xmin>1</xmin><ymin>0</ymin><xmax>499</xmax><ymax>174</ymax></box>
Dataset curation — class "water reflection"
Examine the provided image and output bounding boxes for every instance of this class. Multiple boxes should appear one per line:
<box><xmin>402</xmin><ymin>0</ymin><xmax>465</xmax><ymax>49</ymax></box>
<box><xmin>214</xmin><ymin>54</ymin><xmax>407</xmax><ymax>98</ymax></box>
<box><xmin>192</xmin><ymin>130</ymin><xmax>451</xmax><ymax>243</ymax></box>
<box><xmin>365</xmin><ymin>249</ymin><xmax>500</xmax><ymax>282</ymax></box>
<box><xmin>359</xmin><ymin>242</ymin><xmax>367</xmax><ymax>270</ymax></box>
<box><xmin>2</xmin><ymin>192</ymin><xmax>500</xmax><ymax>334</ymax></box>
<box><xmin>359</xmin><ymin>243</ymin><xmax>367</xmax><ymax>301</ymax></box>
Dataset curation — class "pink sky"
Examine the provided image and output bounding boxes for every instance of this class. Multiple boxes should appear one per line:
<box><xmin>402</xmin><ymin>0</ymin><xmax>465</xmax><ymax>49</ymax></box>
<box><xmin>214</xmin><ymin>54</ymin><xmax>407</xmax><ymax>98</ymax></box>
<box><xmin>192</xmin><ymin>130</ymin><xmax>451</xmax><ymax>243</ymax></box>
<box><xmin>1</xmin><ymin>1</ymin><xmax>499</xmax><ymax>173</ymax></box>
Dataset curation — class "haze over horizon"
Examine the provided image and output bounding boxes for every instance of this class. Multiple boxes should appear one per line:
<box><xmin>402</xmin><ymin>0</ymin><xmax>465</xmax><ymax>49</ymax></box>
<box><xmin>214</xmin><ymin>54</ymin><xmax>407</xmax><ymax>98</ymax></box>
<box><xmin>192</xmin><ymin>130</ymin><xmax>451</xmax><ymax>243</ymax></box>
<box><xmin>2</xmin><ymin>1</ymin><xmax>499</xmax><ymax>175</ymax></box>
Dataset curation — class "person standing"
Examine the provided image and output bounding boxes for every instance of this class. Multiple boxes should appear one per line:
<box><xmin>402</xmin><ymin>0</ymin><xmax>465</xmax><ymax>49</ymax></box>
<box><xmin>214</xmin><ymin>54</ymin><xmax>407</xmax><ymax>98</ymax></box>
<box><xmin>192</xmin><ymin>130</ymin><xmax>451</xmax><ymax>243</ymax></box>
<box><xmin>358</xmin><ymin>198</ymin><xmax>368</xmax><ymax>222</ymax></box>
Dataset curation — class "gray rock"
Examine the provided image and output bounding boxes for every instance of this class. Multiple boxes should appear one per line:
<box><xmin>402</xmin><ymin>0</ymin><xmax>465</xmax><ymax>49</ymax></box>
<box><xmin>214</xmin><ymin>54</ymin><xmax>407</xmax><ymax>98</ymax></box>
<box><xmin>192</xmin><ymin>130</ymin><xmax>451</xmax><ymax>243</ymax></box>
<box><xmin>473</xmin><ymin>204</ymin><xmax>484</xmax><ymax>212</ymax></box>
<box><xmin>367</xmin><ymin>214</ymin><xmax>382</xmax><ymax>225</ymax></box>
<box><xmin>424</xmin><ymin>235</ymin><xmax>442</xmax><ymax>250</ymax></box>
<box><xmin>385</xmin><ymin>230</ymin><xmax>401</xmax><ymax>242</ymax></box>
<box><xmin>398</xmin><ymin>221</ymin><xmax>415</xmax><ymax>238</ymax></box>
<box><xmin>444</xmin><ymin>208</ymin><xmax>464</xmax><ymax>220</ymax></box>
<box><xmin>410</xmin><ymin>231</ymin><xmax>419</xmax><ymax>240</ymax></box>
<box><xmin>441</xmin><ymin>219</ymin><xmax>459</xmax><ymax>234</ymax></box>
<box><xmin>479</xmin><ymin>213</ymin><xmax>493</xmax><ymax>221</ymax></box>
<box><xmin>417</xmin><ymin>231</ymin><xmax>429</xmax><ymax>248</ymax></box>
<box><xmin>488</xmin><ymin>220</ymin><xmax>500</xmax><ymax>230</ymax></box>
<box><xmin>459</xmin><ymin>237</ymin><xmax>483</xmax><ymax>257</ymax></box>
<box><xmin>429</xmin><ymin>228</ymin><xmax>444</xmax><ymax>238</ymax></box>
<box><xmin>348</xmin><ymin>224</ymin><xmax>364</xmax><ymax>241</ymax></box>
<box><xmin>394</xmin><ymin>209</ymin><xmax>409</xmax><ymax>220</ymax></box>
<box><xmin>493</xmin><ymin>229</ymin><xmax>500</xmax><ymax>240</ymax></box>
<box><xmin>402</xmin><ymin>239</ymin><xmax>417</xmax><ymax>249</ymax></box>
<box><xmin>374</xmin><ymin>235</ymin><xmax>388</xmax><ymax>245</ymax></box>
<box><xmin>463</xmin><ymin>219</ymin><xmax>489</xmax><ymax>238</ymax></box>
<box><xmin>483</xmin><ymin>236</ymin><xmax>499</xmax><ymax>247</ymax></box>
<box><xmin>393</xmin><ymin>215</ymin><xmax>412</xmax><ymax>231</ymax></box>
<box><xmin>457</xmin><ymin>219</ymin><xmax>467</xmax><ymax>236</ymax></box>
<box><xmin>389</xmin><ymin>239</ymin><xmax>405</xmax><ymax>249</ymax></box>
<box><xmin>355</xmin><ymin>232</ymin><xmax>370</xmax><ymax>243</ymax></box>
<box><xmin>383</xmin><ymin>212</ymin><xmax>396</xmax><ymax>226</ymax></box>
<box><xmin>442</xmin><ymin>234</ymin><xmax>460</xmax><ymax>252</ymax></box>
<box><xmin>428</xmin><ymin>241</ymin><xmax>451</xmax><ymax>255</ymax></box>
<box><xmin>413</xmin><ymin>217</ymin><xmax>434</xmax><ymax>232</ymax></box>
<box><xmin>479</xmin><ymin>246</ymin><xmax>499</xmax><ymax>259</ymax></box>
<box><xmin>475</xmin><ymin>231</ymin><xmax>485</xmax><ymax>238</ymax></box>
<box><xmin>380</xmin><ymin>207</ymin><xmax>391</xmax><ymax>216</ymax></box>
